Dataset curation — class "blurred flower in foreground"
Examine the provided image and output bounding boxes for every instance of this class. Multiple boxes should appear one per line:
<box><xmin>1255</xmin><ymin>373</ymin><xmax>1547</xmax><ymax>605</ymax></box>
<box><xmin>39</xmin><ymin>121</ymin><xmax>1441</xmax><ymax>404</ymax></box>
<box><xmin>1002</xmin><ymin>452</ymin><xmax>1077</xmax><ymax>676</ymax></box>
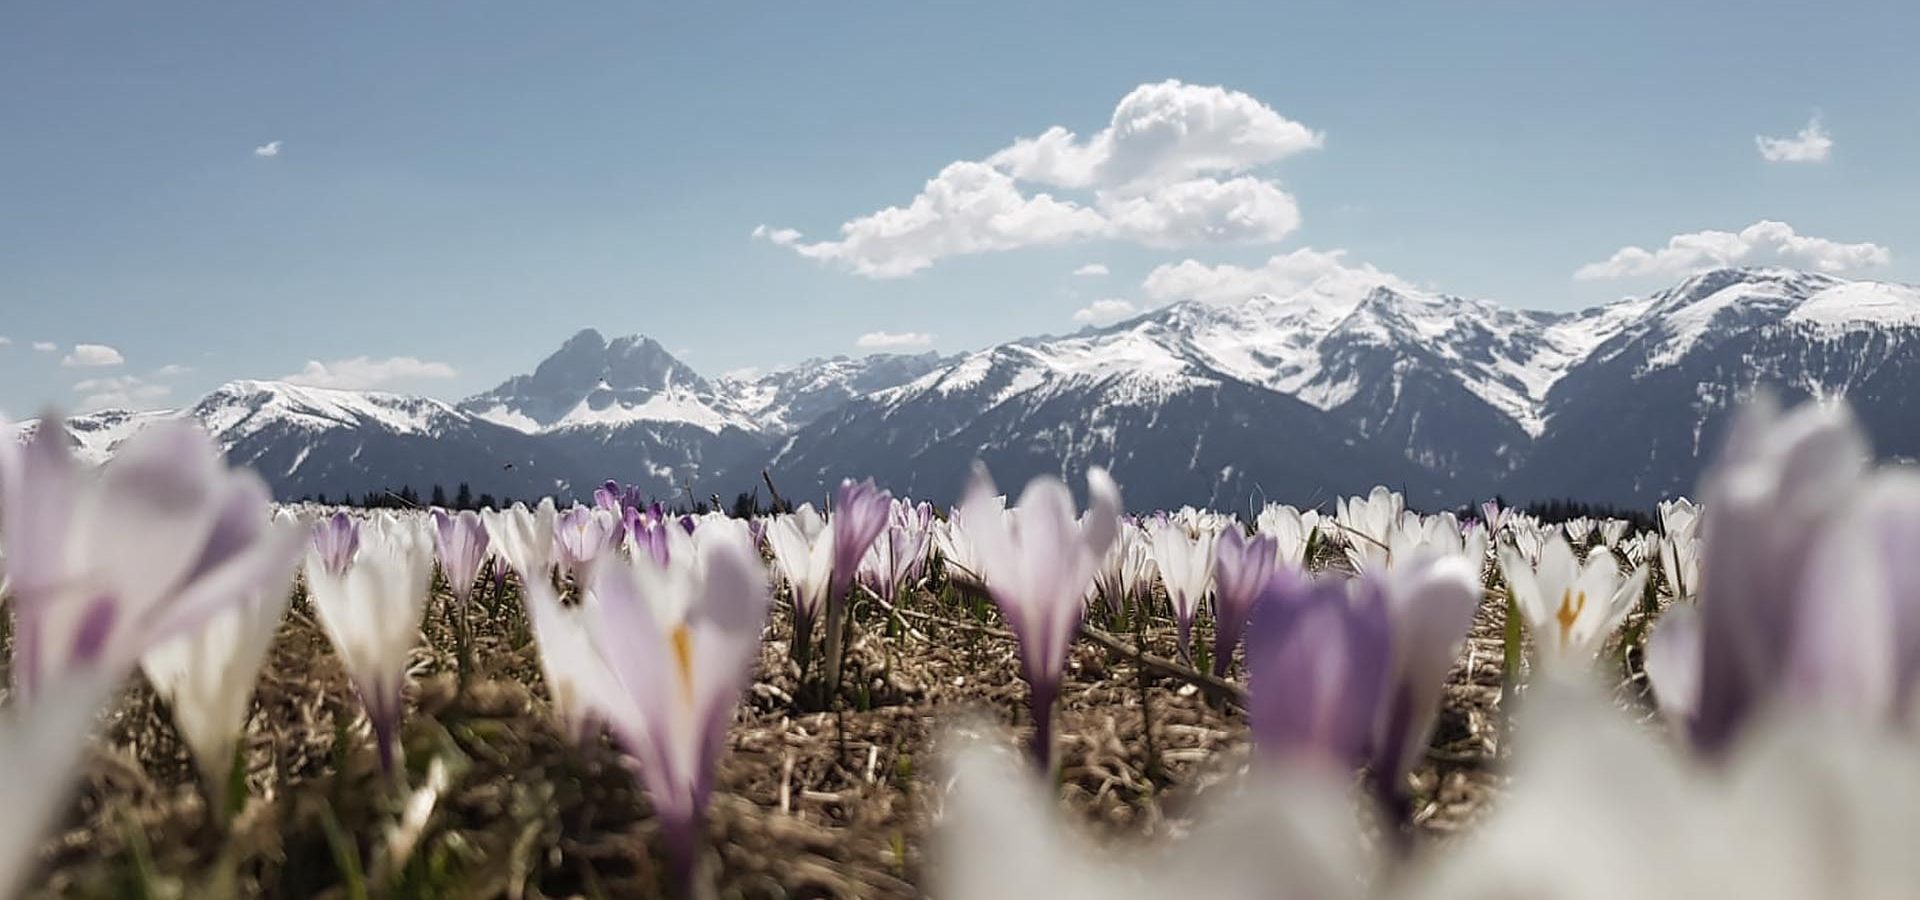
<box><xmin>519</xmin><ymin>574</ymin><xmax>619</xmax><ymax>744</ymax></box>
<box><xmin>820</xmin><ymin>479</ymin><xmax>892</xmax><ymax>694</ymax></box>
<box><xmin>140</xmin><ymin>585</ymin><xmax>294</xmax><ymax>811</ymax></box>
<box><xmin>305</xmin><ymin>513</ymin><xmax>435</xmax><ymax>776</ymax></box>
<box><xmin>1369</xmin><ymin>553</ymin><xmax>1481</xmax><ymax>819</ymax></box>
<box><xmin>1410</xmin><ymin>675</ymin><xmax>1920</xmax><ymax>900</ymax></box>
<box><xmin>574</xmin><ymin>524</ymin><xmax>771</xmax><ymax>889</ymax></box>
<box><xmin>1246</xmin><ymin>571</ymin><xmax>1391</xmax><ymax>771</ymax></box>
<box><xmin>1498</xmin><ymin>533</ymin><xmax>1648</xmax><ymax>665</ymax></box>
<box><xmin>0</xmin><ymin>418</ymin><xmax>303</xmax><ymax>699</ymax></box>
<box><xmin>1645</xmin><ymin>398</ymin><xmax>1882</xmax><ymax>752</ymax></box>
<box><xmin>956</xmin><ymin>465</ymin><xmax>1121</xmax><ymax>768</ymax></box>
<box><xmin>0</xmin><ymin>673</ymin><xmax>121</xmax><ymax>898</ymax></box>
<box><xmin>935</xmin><ymin>733</ymin><xmax>1370</xmax><ymax>900</ymax></box>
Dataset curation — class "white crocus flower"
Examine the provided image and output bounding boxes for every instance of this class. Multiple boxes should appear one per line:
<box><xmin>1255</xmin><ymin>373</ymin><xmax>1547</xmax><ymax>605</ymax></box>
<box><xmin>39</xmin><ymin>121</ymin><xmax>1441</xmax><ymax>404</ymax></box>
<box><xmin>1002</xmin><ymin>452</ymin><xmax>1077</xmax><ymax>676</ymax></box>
<box><xmin>305</xmin><ymin>513</ymin><xmax>435</xmax><ymax>775</ymax></box>
<box><xmin>1500</xmin><ymin>534</ymin><xmax>1648</xmax><ymax>662</ymax></box>
<box><xmin>481</xmin><ymin>499</ymin><xmax>557</xmax><ymax>584</ymax></box>
<box><xmin>140</xmin><ymin>585</ymin><xmax>293</xmax><ymax>807</ymax></box>
<box><xmin>1150</xmin><ymin>521</ymin><xmax>1215</xmax><ymax>662</ymax></box>
<box><xmin>1254</xmin><ymin>503</ymin><xmax>1321</xmax><ymax>569</ymax></box>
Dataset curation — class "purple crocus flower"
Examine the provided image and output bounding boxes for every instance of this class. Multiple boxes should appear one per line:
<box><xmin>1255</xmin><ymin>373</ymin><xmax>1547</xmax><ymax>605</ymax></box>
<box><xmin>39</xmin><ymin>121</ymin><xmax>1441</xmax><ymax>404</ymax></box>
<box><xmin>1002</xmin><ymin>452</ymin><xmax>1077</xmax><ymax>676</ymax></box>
<box><xmin>310</xmin><ymin>512</ymin><xmax>361</xmax><ymax>577</ymax></box>
<box><xmin>430</xmin><ymin>509</ymin><xmax>491</xmax><ymax>603</ymax></box>
<box><xmin>555</xmin><ymin>504</ymin><xmax>623</xmax><ymax>580</ymax></box>
<box><xmin>1209</xmin><ymin>526</ymin><xmax>1278</xmax><ymax>678</ymax></box>
<box><xmin>1367</xmin><ymin>552</ymin><xmax>1481</xmax><ymax>816</ymax></box>
<box><xmin>574</xmin><ymin>523</ymin><xmax>771</xmax><ymax>889</ymax></box>
<box><xmin>0</xmin><ymin>417</ymin><xmax>304</xmax><ymax>700</ymax></box>
<box><xmin>1246</xmin><ymin>570</ymin><xmax>1391</xmax><ymax>770</ymax></box>
<box><xmin>594</xmin><ymin>480</ymin><xmax>622</xmax><ymax>512</ymax></box>
<box><xmin>830</xmin><ymin>478</ymin><xmax>893</xmax><ymax>603</ymax></box>
<box><xmin>1646</xmin><ymin>398</ymin><xmax>1870</xmax><ymax>753</ymax></box>
<box><xmin>1480</xmin><ymin>499</ymin><xmax>1507</xmax><ymax>535</ymax></box>
<box><xmin>956</xmin><ymin>465</ymin><xmax>1122</xmax><ymax>768</ymax></box>
<box><xmin>820</xmin><ymin>479</ymin><xmax>892</xmax><ymax>691</ymax></box>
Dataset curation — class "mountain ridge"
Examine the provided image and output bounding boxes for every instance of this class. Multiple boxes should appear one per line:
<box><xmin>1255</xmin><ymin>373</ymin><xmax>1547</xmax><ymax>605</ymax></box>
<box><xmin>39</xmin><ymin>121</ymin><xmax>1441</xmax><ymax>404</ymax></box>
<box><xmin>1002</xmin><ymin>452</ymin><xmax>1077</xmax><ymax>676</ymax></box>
<box><xmin>26</xmin><ymin>266</ymin><xmax>1920</xmax><ymax>508</ymax></box>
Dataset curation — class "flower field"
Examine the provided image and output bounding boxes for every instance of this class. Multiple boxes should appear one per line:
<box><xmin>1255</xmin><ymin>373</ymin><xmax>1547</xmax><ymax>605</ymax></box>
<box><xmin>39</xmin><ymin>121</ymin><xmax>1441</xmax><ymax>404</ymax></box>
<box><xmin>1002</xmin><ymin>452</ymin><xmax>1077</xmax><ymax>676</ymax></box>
<box><xmin>2</xmin><ymin>395</ymin><xmax>1916</xmax><ymax>899</ymax></box>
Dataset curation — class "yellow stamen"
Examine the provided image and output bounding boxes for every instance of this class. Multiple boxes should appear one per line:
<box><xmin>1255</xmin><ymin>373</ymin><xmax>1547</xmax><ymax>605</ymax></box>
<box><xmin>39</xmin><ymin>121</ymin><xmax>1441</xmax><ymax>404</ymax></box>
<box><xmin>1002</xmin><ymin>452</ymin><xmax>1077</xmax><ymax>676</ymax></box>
<box><xmin>670</xmin><ymin>623</ymin><xmax>696</xmax><ymax>701</ymax></box>
<box><xmin>1556</xmin><ymin>588</ymin><xmax>1588</xmax><ymax>648</ymax></box>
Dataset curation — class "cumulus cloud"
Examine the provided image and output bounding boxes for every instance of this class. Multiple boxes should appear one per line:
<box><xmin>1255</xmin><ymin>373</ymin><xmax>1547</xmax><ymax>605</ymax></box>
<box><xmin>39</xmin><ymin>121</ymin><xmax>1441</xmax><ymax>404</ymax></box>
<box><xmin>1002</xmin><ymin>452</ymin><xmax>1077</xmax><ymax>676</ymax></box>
<box><xmin>1142</xmin><ymin>247</ymin><xmax>1413</xmax><ymax>304</ymax></box>
<box><xmin>61</xmin><ymin>343</ymin><xmax>125</xmax><ymax>368</ymax></box>
<box><xmin>32</xmin><ymin>341</ymin><xmax>56</xmax><ymax>353</ymax></box>
<box><xmin>759</xmin><ymin>81</ymin><xmax>1321</xmax><ymax>278</ymax></box>
<box><xmin>254</xmin><ymin>140</ymin><xmax>283</xmax><ymax>158</ymax></box>
<box><xmin>73</xmin><ymin>375</ymin><xmax>171</xmax><ymax>412</ymax></box>
<box><xmin>1072</xmin><ymin>298</ymin><xmax>1139</xmax><ymax>326</ymax></box>
<box><xmin>1072</xmin><ymin>263</ymin><xmax>1110</xmax><ymax>277</ymax></box>
<box><xmin>1574</xmin><ymin>220</ymin><xmax>1891</xmax><ymax>280</ymax></box>
<box><xmin>152</xmin><ymin>364</ymin><xmax>192</xmax><ymax>377</ymax></box>
<box><xmin>854</xmin><ymin>331</ymin><xmax>935</xmax><ymax>350</ymax></box>
<box><xmin>283</xmin><ymin>356</ymin><xmax>459</xmax><ymax>390</ymax></box>
<box><xmin>1756</xmin><ymin>115</ymin><xmax>1832</xmax><ymax>164</ymax></box>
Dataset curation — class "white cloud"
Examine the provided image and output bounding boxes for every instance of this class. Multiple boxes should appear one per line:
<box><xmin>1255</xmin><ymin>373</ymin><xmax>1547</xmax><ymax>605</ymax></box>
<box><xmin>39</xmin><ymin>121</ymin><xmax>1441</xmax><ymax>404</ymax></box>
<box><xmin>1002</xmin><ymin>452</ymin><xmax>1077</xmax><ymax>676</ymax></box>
<box><xmin>73</xmin><ymin>375</ymin><xmax>171</xmax><ymax>412</ymax></box>
<box><xmin>1072</xmin><ymin>298</ymin><xmax>1139</xmax><ymax>325</ymax></box>
<box><xmin>283</xmin><ymin>356</ymin><xmax>459</xmax><ymax>390</ymax></box>
<box><xmin>1072</xmin><ymin>263</ymin><xmax>1110</xmax><ymax>277</ymax></box>
<box><xmin>854</xmin><ymin>331</ymin><xmax>935</xmax><ymax>350</ymax></box>
<box><xmin>760</xmin><ymin>80</ymin><xmax>1320</xmax><ymax>278</ymax></box>
<box><xmin>1143</xmin><ymin>247</ymin><xmax>1413</xmax><ymax>304</ymax></box>
<box><xmin>986</xmin><ymin>80</ymin><xmax>1322</xmax><ymax>191</ymax></box>
<box><xmin>1574</xmin><ymin>220</ymin><xmax>1890</xmax><ymax>280</ymax></box>
<box><xmin>1756</xmin><ymin>115</ymin><xmax>1832</xmax><ymax>164</ymax></box>
<box><xmin>61</xmin><ymin>343</ymin><xmax>125</xmax><ymax>368</ymax></box>
<box><xmin>31</xmin><ymin>341</ymin><xmax>56</xmax><ymax>353</ymax></box>
<box><xmin>761</xmin><ymin>162</ymin><xmax>1109</xmax><ymax>278</ymax></box>
<box><xmin>254</xmin><ymin>140</ymin><xmax>282</xmax><ymax>158</ymax></box>
<box><xmin>152</xmin><ymin>364</ymin><xmax>192</xmax><ymax>377</ymax></box>
<box><xmin>0</xmin><ymin>336</ymin><xmax>11</xmax><ymax>347</ymax></box>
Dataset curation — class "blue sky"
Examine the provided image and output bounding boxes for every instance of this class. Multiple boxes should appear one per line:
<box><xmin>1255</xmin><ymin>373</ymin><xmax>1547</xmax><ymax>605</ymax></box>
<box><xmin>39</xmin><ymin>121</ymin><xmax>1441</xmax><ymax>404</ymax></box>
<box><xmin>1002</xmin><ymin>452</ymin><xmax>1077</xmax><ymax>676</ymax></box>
<box><xmin>3</xmin><ymin>1</ymin><xmax>1916</xmax><ymax>414</ymax></box>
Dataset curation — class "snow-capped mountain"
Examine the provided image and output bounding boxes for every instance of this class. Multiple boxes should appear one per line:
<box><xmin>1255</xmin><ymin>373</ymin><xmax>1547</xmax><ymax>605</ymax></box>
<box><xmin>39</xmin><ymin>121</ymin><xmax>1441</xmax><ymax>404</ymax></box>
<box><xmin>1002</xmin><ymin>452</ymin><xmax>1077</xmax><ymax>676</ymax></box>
<box><xmin>26</xmin><ymin>381</ymin><xmax>577</xmax><ymax>500</ymax></box>
<box><xmin>762</xmin><ymin>268</ymin><xmax>1920</xmax><ymax>509</ymax></box>
<box><xmin>21</xmin><ymin>268</ymin><xmax>1920</xmax><ymax>509</ymax></box>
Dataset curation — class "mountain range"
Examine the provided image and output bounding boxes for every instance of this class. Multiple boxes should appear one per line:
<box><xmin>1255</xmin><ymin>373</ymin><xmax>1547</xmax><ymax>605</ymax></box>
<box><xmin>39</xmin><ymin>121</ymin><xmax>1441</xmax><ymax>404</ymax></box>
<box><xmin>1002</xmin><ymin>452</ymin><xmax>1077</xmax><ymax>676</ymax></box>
<box><xmin>25</xmin><ymin>267</ymin><xmax>1920</xmax><ymax>510</ymax></box>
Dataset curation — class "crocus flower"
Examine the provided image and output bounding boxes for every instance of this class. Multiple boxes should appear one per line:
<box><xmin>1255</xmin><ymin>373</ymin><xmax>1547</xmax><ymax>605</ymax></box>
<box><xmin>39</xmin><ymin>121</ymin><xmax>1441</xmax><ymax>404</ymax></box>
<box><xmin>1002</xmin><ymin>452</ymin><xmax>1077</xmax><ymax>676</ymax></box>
<box><xmin>1245</xmin><ymin>571</ymin><xmax>1390</xmax><ymax>771</ymax></box>
<box><xmin>821</xmin><ymin>478</ymin><xmax>891</xmax><ymax>690</ymax></box>
<box><xmin>1090</xmin><ymin>521</ymin><xmax>1156</xmax><ymax>620</ymax></box>
<box><xmin>0</xmin><ymin>418</ymin><xmax>304</xmax><ymax>699</ymax></box>
<box><xmin>430</xmin><ymin>508</ymin><xmax>491</xmax><ymax>603</ymax></box>
<box><xmin>1255</xmin><ymin>503</ymin><xmax>1321</xmax><ymax>569</ymax></box>
<box><xmin>1499</xmin><ymin>534</ymin><xmax>1649</xmax><ymax>664</ymax></box>
<box><xmin>1480</xmin><ymin>499</ymin><xmax>1508</xmax><ymax>535</ymax></box>
<box><xmin>858</xmin><ymin>499</ymin><xmax>934</xmax><ymax>604</ymax></box>
<box><xmin>0</xmin><ymin>671</ymin><xmax>123</xmax><ymax>898</ymax></box>
<box><xmin>555</xmin><ymin>504</ymin><xmax>623</xmax><ymax>580</ymax></box>
<box><xmin>140</xmin><ymin>585</ymin><xmax>293</xmax><ymax>808</ymax></box>
<box><xmin>519</xmin><ymin>574</ymin><xmax>620</xmax><ymax>744</ymax></box>
<box><xmin>1209</xmin><ymin>527</ymin><xmax>1278</xmax><ymax>677</ymax></box>
<box><xmin>1337</xmin><ymin>486</ymin><xmax>1407</xmax><ymax>571</ymax></box>
<box><xmin>1647</xmin><ymin>398</ymin><xmax>1870</xmax><ymax>753</ymax></box>
<box><xmin>305</xmin><ymin>513</ymin><xmax>435</xmax><ymax>775</ymax></box>
<box><xmin>1150</xmin><ymin>522</ymin><xmax>1216</xmax><ymax>664</ymax></box>
<box><xmin>765</xmin><ymin>504</ymin><xmax>833</xmax><ymax>671</ymax></box>
<box><xmin>481</xmin><ymin>499</ymin><xmax>557</xmax><ymax>585</ymax></box>
<box><xmin>1413</xmin><ymin>675</ymin><xmax>1920</xmax><ymax>900</ymax></box>
<box><xmin>310</xmin><ymin>511</ymin><xmax>361</xmax><ymax>577</ymax></box>
<box><xmin>575</xmin><ymin>523</ymin><xmax>771</xmax><ymax>886</ymax></box>
<box><xmin>936</xmin><ymin>732</ymin><xmax>1370</xmax><ymax>900</ymax></box>
<box><xmin>957</xmin><ymin>465</ymin><xmax>1122</xmax><ymax>767</ymax></box>
<box><xmin>1368</xmin><ymin>552</ymin><xmax>1481</xmax><ymax>817</ymax></box>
